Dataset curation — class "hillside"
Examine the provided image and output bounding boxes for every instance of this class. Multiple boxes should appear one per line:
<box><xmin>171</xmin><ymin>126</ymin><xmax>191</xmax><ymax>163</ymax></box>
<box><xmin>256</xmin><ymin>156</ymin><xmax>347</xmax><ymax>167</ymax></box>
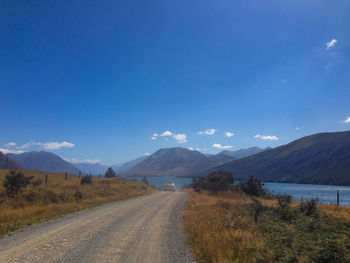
<box><xmin>7</xmin><ymin>151</ymin><xmax>80</xmax><ymax>174</ymax></box>
<box><xmin>112</xmin><ymin>156</ymin><xmax>147</xmax><ymax>172</ymax></box>
<box><xmin>219</xmin><ymin>146</ymin><xmax>269</xmax><ymax>159</ymax></box>
<box><xmin>203</xmin><ymin>130</ymin><xmax>350</xmax><ymax>185</ymax></box>
<box><xmin>73</xmin><ymin>162</ymin><xmax>107</xmax><ymax>175</ymax></box>
<box><xmin>0</xmin><ymin>151</ymin><xmax>22</xmax><ymax>169</ymax></box>
<box><xmin>125</xmin><ymin>147</ymin><xmax>235</xmax><ymax>177</ymax></box>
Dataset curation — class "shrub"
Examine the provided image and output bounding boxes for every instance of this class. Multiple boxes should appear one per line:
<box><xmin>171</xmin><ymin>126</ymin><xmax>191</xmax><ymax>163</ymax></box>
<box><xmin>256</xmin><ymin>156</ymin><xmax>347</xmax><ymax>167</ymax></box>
<box><xmin>31</xmin><ymin>178</ymin><xmax>42</xmax><ymax>188</ymax></box>
<box><xmin>24</xmin><ymin>191</ymin><xmax>36</xmax><ymax>203</ymax></box>
<box><xmin>43</xmin><ymin>190</ymin><xmax>59</xmax><ymax>204</ymax></box>
<box><xmin>73</xmin><ymin>189</ymin><xmax>83</xmax><ymax>200</ymax></box>
<box><xmin>105</xmin><ymin>167</ymin><xmax>117</xmax><ymax>178</ymax></box>
<box><xmin>239</xmin><ymin>176</ymin><xmax>267</xmax><ymax>197</ymax></box>
<box><xmin>3</xmin><ymin>170</ymin><xmax>33</xmax><ymax>198</ymax></box>
<box><xmin>299</xmin><ymin>199</ymin><xmax>318</xmax><ymax>216</ymax></box>
<box><xmin>81</xmin><ymin>175</ymin><xmax>93</xmax><ymax>185</ymax></box>
<box><xmin>191</xmin><ymin>171</ymin><xmax>234</xmax><ymax>194</ymax></box>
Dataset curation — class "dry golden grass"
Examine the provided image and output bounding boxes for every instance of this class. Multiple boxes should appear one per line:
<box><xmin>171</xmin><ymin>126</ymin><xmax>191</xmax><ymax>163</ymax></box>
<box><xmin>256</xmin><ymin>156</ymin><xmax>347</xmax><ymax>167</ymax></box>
<box><xmin>184</xmin><ymin>190</ymin><xmax>350</xmax><ymax>263</ymax></box>
<box><xmin>184</xmin><ymin>191</ymin><xmax>270</xmax><ymax>263</ymax></box>
<box><xmin>0</xmin><ymin>169</ymin><xmax>154</xmax><ymax>237</ymax></box>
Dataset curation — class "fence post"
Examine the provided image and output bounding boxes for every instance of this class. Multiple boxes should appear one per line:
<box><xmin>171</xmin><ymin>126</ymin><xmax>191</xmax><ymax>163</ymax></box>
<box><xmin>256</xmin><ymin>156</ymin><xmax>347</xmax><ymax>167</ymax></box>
<box><xmin>45</xmin><ymin>174</ymin><xmax>48</xmax><ymax>185</ymax></box>
<box><xmin>337</xmin><ymin>190</ymin><xmax>340</xmax><ymax>206</ymax></box>
<box><xmin>65</xmin><ymin>172</ymin><xmax>68</xmax><ymax>181</ymax></box>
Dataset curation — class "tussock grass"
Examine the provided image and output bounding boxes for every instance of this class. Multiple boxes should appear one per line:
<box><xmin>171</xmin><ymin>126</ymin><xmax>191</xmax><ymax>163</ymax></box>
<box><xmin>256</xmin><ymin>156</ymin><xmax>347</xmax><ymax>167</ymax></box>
<box><xmin>185</xmin><ymin>190</ymin><xmax>350</xmax><ymax>263</ymax></box>
<box><xmin>0</xmin><ymin>169</ymin><xmax>153</xmax><ymax>238</ymax></box>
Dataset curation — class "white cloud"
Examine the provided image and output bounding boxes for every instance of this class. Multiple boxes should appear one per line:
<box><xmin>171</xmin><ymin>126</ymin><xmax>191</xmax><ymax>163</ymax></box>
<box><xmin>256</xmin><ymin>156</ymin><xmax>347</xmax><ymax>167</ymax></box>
<box><xmin>343</xmin><ymin>116</ymin><xmax>350</xmax><ymax>123</ymax></box>
<box><xmin>160</xmin><ymin>131</ymin><xmax>173</xmax><ymax>137</ymax></box>
<box><xmin>326</xmin><ymin>39</ymin><xmax>337</xmax><ymax>50</ymax></box>
<box><xmin>144</xmin><ymin>152</ymin><xmax>151</xmax><ymax>156</ymax></box>
<box><xmin>65</xmin><ymin>158</ymin><xmax>101</xmax><ymax>164</ymax></box>
<box><xmin>151</xmin><ymin>136</ymin><xmax>157</xmax><ymax>140</ymax></box>
<box><xmin>225</xmin><ymin>132</ymin><xmax>235</xmax><ymax>137</ymax></box>
<box><xmin>198</xmin><ymin>129</ymin><xmax>217</xmax><ymax>135</ymax></box>
<box><xmin>0</xmin><ymin>148</ymin><xmax>24</xmax><ymax>154</ymax></box>
<box><xmin>153</xmin><ymin>133</ymin><xmax>158</xmax><ymax>137</ymax></box>
<box><xmin>254</xmin><ymin>134</ymin><xmax>279</xmax><ymax>141</ymax></box>
<box><xmin>188</xmin><ymin>147</ymin><xmax>200</xmax><ymax>151</ymax></box>
<box><xmin>212</xmin><ymin>144</ymin><xmax>233</xmax><ymax>149</ymax></box>
<box><xmin>173</xmin><ymin>133</ymin><xmax>187</xmax><ymax>144</ymax></box>
<box><xmin>296</xmin><ymin>127</ymin><xmax>300</xmax><ymax>131</ymax></box>
<box><xmin>157</xmin><ymin>130</ymin><xmax>187</xmax><ymax>144</ymax></box>
<box><xmin>4</xmin><ymin>142</ymin><xmax>16</xmax><ymax>148</ymax></box>
<box><xmin>17</xmin><ymin>141</ymin><xmax>75</xmax><ymax>150</ymax></box>
<box><xmin>41</xmin><ymin>141</ymin><xmax>75</xmax><ymax>150</ymax></box>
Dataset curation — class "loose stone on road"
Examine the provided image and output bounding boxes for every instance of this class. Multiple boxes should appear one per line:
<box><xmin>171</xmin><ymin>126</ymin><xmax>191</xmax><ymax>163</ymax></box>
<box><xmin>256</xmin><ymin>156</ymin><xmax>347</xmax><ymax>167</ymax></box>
<box><xmin>0</xmin><ymin>191</ymin><xmax>193</xmax><ymax>263</ymax></box>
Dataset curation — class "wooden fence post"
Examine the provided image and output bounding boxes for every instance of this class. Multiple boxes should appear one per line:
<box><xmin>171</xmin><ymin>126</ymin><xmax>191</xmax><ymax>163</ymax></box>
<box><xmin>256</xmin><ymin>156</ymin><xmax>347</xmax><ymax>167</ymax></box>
<box><xmin>65</xmin><ymin>172</ymin><xmax>68</xmax><ymax>181</ymax></box>
<box><xmin>337</xmin><ymin>190</ymin><xmax>340</xmax><ymax>206</ymax></box>
<box><xmin>45</xmin><ymin>174</ymin><xmax>48</xmax><ymax>185</ymax></box>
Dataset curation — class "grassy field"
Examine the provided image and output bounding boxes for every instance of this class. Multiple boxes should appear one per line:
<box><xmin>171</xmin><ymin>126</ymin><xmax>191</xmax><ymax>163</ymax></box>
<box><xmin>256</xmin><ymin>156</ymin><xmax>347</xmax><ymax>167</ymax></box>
<box><xmin>185</xmin><ymin>190</ymin><xmax>350</xmax><ymax>263</ymax></box>
<box><xmin>0</xmin><ymin>169</ymin><xmax>154</xmax><ymax>238</ymax></box>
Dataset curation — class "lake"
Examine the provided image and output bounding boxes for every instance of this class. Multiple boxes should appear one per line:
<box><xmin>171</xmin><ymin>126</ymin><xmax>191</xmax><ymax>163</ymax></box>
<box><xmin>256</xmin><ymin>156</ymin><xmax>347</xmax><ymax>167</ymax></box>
<box><xmin>129</xmin><ymin>176</ymin><xmax>350</xmax><ymax>206</ymax></box>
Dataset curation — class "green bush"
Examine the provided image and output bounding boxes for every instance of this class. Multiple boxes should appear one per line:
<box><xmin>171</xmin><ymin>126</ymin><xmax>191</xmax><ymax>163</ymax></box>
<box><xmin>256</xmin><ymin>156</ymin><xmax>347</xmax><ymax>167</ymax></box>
<box><xmin>191</xmin><ymin>171</ymin><xmax>234</xmax><ymax>194</ymax></box>
<box><xmin>239</xmin><ymin>176</ymin><xmax>267</xmax><ymax>197</ymax></box>
<box><xmin>105</xmin><ymin>167</ymin><xmax>117</xmax><ymax>178</ymax></box>
<box><xmin>81</xmin><ymin>175</ymin><xmax>93</xmax><ymax>185</ymax></box>
<box><xmin>3</xmin><ymin>170</ymin><xmax>33</xmax><ymax>198</ymax></box>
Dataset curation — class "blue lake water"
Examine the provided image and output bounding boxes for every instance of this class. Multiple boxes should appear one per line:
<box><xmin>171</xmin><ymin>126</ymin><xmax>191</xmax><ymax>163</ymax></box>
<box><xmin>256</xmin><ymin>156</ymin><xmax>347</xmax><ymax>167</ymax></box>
<box><xmin>128</xmin><ymin>176</ymin><xmax>350</xmax><ymax>206</ymax></box>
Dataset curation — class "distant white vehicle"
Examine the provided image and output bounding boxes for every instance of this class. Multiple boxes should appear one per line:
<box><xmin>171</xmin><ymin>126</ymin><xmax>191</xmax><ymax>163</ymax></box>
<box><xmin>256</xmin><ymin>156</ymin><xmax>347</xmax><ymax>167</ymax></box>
<box><xmin>163</xmin><ymin>182</ymin><xmax>176</xmax><ymax>191</ymax></box>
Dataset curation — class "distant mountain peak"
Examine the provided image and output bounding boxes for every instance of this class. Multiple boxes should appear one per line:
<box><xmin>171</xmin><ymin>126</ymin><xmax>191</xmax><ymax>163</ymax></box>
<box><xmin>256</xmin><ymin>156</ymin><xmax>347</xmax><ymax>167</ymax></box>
<box><xmin>6</xmin><ymin>151</ymin><xmax>80</xmax><ymax>174</ymax></box>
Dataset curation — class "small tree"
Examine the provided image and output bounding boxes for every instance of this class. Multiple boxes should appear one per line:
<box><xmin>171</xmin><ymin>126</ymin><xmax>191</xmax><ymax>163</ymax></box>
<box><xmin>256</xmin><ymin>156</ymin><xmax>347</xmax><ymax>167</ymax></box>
<box><xmin>191</xmin><ymin>171</ymin><xmax>234</xmax><ymax>194</ymax></box>
<box><xmin>3</xmin><ymin>170</ymin><xmax>33</xmax><ymax>198</ymax></box>
<box><xmin>81</xmin><ymin>175</ymin><xmax>93</xmax><ymax>185</ymax></box>
<box><xmin>240</xmin><ymin>176</ymin><xmax>266</xmax><ymax>197</ymax></box>
<box><xmin>105</xmin><ymin>167</ymin><xmax>117</xmax><ymax>178</ymax></box>
<box><xmin>141</xmin><ymin>176</ymin><xmax>149</xmax><ymax>186</ymax></box>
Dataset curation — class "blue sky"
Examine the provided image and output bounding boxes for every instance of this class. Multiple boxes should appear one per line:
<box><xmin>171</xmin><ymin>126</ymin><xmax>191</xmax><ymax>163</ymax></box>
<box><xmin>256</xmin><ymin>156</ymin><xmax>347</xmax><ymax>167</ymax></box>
<box><xmin>1</xmin><ymin>0</ymin><xmax>350</xmax><ymax>165</ymax></box>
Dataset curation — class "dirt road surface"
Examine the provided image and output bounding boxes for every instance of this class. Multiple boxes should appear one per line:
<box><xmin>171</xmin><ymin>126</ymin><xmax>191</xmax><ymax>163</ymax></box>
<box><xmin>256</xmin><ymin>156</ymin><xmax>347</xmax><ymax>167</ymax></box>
<box><xmin>0</xmin><ymin>191</ymin><xmax>193</xmax><ymax>263</ymax></box>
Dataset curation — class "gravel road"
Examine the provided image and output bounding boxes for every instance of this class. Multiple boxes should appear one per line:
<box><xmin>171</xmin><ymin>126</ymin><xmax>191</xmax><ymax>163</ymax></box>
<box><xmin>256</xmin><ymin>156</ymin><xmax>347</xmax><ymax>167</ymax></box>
<box><xmin>0</xmin><ymin>191</ymin><xmax>193</xmax><ymax>263</ymax></box>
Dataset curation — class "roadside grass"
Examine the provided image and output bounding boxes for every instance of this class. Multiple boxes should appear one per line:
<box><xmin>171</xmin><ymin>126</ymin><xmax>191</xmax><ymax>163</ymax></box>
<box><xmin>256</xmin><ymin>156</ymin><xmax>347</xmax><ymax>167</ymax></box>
<box><xmin>185</xmin><ymin>190</ymin><xmax>350</xmax><ymax>263</ymax></box>
<box><xmin>0</xmin><ymin>169</ymin><xmax>154</xmax><ymax>238</ymax></box>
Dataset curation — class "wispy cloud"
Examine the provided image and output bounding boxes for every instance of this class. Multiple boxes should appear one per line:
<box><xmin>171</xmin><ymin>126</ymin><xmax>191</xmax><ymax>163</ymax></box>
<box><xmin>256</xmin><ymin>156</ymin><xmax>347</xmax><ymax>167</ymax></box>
<box><xmin>144</xmin><ymin>152</ymin><xmax>151</xmax><ymax>156</ymax></box>
<box><xmin>254</xmin><ymin>134</ymin><xmax>279</xmax><ymax>141</ymax></box>
<box><xmin>16</xmin><ymin>141</ymin><xmax>75</xmax><ymax>150</ymax></box>
<box><xmin>188</xmin><ymin>147</ymin><xmax>200</xmax><ymax>151</ymax></box>
<box><xmin>342</xmin><ymin>116</ymin><xmax>350</xmax><ymax>123</ymax></box>
<box><xmin>326</xmin><ymin>39</ymin><xmax>337</xmax><ymax>50</ymax></box>
<box><xmin>4</xmin><ymin>142</ymin><xmax>16</xmax><ymax>148</ymax></box>
<box><xmin>225</xmin><ymin>132</ymin><xmax>234</xmax><ymax>137</ymax></box>
<box><xmin>296</xmin><ymin>127</ymin><xmax>300</xmax><ymax>131</ymax></box>
<box><xmin>198</xmin><ymin>129</ymin><xmax>217</xmax><ymax>135</ymax></box>
<box><xmin>0</xmin><ymin>148</ymin><xmax>24</xmax><ymax>154</ymax></box>
<box><xmin>41</xmin><ymin>141</ymin><xmax>75</xmax><ymax>150</ymax></box>
<box><xmin>212</xmin><ymin>143</ymin><xmax>232</xmax><ymax>149</ymax></box>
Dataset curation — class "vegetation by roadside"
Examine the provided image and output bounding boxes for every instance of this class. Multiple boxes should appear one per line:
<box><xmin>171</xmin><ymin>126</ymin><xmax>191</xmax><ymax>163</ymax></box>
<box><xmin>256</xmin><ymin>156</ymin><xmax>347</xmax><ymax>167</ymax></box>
<box><xmin>0</xmin><ymin>169</ymin><xmax>154</xmax><ymax>238</ymax></box>
<box><xmin>185</xmin><ymin>172</ymin><xmax>350</xmax><ymax>263</ymax></box>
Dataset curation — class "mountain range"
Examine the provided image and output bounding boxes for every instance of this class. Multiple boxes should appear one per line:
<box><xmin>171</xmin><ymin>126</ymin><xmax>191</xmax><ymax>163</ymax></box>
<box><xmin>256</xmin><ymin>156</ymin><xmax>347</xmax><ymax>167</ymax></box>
<box><xmin>0</xmin><ymin>151</ymin><xmax>22</xmax><ymax>169</ymax></box>
<box><xmin>7</xmin><ymin>151</ymin><xmax>80</xmax><ymax>174</ymax></box>
<box><xmin>2</xmin><ymin>130</ymin><xmax>350</xmax><ymax>185</ymax></box>
<box><xmin>202</xmin><ymin>130</ymin><xmax>350</xmax><ymax>185</ymax></box>
<box><xmin>124</xmin><ymin>147</ymin><xmax>236</xmax><ymax>177</ymax></box>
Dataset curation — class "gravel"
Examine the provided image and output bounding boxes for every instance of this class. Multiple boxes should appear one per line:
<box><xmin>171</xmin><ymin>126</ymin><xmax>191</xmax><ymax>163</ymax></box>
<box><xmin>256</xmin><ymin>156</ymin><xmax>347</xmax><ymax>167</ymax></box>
<box><xmin>0</xmin><ymin>191</ymin><xmax>194</xmax><ymax>263</ymax></box>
